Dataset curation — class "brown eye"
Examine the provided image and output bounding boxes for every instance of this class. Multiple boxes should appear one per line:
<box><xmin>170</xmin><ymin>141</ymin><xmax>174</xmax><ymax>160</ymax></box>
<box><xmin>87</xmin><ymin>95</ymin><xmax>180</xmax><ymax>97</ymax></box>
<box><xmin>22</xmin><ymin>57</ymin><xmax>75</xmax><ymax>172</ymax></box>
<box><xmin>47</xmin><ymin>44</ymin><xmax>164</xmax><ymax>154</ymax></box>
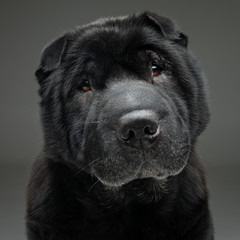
<box><xmin>152</xmin><ymin>65</ymin><xmax>162</xmax><ymax>77</ymax></box>
<box><xmin>81</xmin><ymin>79</ymin><xmax>91</xmax><ymax>92</ymax></box>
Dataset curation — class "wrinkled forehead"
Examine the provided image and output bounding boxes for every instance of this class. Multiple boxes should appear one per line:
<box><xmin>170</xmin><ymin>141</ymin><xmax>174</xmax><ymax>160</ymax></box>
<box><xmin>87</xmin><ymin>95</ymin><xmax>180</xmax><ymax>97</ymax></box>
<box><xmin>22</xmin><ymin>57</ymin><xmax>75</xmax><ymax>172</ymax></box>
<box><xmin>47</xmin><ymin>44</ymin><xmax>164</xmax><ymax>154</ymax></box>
<box><xmin>71</xmin><ymin>21</ymin><xmax>164</xmax><ymax>60</ymax></box>
<box><xmin>64</xmin><ymin>27</ymin><xmax>161</xmax><ymax>81</ymax></box>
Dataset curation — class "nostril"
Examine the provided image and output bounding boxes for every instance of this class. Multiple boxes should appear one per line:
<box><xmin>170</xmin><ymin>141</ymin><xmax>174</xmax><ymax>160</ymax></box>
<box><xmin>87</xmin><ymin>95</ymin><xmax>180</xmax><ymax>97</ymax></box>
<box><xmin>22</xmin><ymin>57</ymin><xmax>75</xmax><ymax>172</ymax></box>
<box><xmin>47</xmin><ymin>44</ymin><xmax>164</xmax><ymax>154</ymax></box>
<box><xmin>146</xmin><ymin>124</ymin><xmax>160</xmax><ymax>141</ymax></box>
<box><xmin>121</xmin><ymin>129</ymin><xmax>135</xmax><ymax>142</ymax></box>
<box><xmin>144</xmin><ymin>125</ymin><xmax>157</xmax><ymax>135</ymax></box>
<box><xmin>144</xmin><ymin>126</ymin><xmax>151</xmax><ymax>135</ymax></box>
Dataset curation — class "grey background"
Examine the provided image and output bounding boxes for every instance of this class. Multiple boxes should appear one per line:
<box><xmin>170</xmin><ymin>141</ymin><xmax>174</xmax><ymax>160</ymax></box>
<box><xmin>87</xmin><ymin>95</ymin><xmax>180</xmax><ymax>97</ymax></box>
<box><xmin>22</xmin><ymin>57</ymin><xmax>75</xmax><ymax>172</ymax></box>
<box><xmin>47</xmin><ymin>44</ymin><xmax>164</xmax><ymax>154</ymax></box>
<box><xmin>0</xmin><ymin>0</ymin><xmax>239</xmax><ymax>239</ymax></box>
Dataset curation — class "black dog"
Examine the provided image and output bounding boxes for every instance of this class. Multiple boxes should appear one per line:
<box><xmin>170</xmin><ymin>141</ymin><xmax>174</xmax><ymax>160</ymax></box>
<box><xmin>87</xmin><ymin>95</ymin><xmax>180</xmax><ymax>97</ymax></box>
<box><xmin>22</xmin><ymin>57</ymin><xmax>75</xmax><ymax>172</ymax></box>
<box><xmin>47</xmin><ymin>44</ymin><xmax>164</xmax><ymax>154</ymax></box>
<box><xmin>26</xmin><ymin>12</ymin><xmax>214</xmax><ymax>239</ymax></box>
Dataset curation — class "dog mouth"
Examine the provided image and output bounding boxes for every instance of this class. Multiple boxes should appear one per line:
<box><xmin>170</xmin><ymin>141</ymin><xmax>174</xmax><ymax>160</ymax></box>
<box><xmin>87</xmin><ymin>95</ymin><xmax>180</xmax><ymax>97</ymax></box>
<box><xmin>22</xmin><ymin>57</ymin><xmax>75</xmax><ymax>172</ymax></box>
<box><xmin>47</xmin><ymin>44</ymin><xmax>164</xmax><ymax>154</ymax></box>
<box><xmin>88</xmin><ymin>131</ymin><xmax>190</xmax><ymax>187</ymax></box>
<box><xmin>90</xmin><ymin>150</ymin><xmax>187</xmax><ymax>187</ymax></box>
<box><xmin>92</xmin><ymin>161</ymin><xmax>171</xmax><ymax>187</ymax></box>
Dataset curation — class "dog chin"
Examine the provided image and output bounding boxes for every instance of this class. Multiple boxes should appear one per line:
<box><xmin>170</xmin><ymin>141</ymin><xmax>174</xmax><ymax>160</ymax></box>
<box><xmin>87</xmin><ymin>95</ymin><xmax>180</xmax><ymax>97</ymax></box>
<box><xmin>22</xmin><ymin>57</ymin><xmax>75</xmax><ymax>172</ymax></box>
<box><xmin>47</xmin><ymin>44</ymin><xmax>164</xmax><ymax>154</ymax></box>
<box><xmin>92</xmin><ymin>166</ymin><xmax>170</xmax><ymax>187</ymax></box>
<box><xmin>93</xmin><ymin>170</ymin><xmax>138</xmax><ymax>187</ymax></box>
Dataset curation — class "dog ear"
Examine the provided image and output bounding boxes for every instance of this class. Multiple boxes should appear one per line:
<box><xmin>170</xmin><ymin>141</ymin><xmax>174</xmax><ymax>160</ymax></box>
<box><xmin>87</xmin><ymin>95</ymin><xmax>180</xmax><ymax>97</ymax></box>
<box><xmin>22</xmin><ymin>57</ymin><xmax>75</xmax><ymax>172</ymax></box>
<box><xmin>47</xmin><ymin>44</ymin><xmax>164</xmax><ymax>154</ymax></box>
<box><xmin>142</xmin><ymin>12</ymin><xmax>188</xmax><ymax>48</ymax></box>
<box><xmin>35</xmin><ymin>35</ymin><xmax>68</xmax><ymax>84</ymax></box>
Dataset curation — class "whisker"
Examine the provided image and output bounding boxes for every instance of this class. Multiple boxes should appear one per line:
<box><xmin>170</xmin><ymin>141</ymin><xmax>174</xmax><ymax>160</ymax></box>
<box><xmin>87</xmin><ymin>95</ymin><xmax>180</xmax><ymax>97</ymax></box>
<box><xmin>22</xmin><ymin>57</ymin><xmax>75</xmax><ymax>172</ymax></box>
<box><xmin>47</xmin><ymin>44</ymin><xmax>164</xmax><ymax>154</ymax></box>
<box><xmin>73</xmin><ymin>145</ymin><xmax>120</xmax><ymax>177</ymax></box>
<box><xmin>88</xmin><ymin>179</ymin><xmax>100</xmax><ymax>192</ymax></box>
<box><xmin>73</xmin><ymin>157</ymin><xmax>101</xmax><ymax>177</ymax></box>
<box><xmin>85</xmin><ymin>121</ymin><xmax>100</xmax><ymax>124</ymax></box>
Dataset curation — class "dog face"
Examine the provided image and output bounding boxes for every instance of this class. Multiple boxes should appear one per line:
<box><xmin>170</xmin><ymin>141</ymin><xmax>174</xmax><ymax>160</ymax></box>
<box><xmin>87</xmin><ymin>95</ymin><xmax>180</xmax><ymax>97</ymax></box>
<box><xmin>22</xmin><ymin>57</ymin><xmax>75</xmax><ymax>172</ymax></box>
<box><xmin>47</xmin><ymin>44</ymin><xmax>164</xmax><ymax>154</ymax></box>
<box><xmin>36</xmin><ymin>12</ymin><xmax>209</xmax><ymax>187</ymax></box>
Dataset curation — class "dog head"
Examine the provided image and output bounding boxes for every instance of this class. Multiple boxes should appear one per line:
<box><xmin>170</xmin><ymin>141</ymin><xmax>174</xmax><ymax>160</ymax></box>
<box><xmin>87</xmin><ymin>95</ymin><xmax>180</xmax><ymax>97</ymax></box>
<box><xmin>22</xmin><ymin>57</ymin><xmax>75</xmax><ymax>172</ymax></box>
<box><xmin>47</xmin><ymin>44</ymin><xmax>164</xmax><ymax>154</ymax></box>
<box><xmin>36</xmin><ymin>12</ymin><xmax>209</xmax><ymax>186</ymax></box>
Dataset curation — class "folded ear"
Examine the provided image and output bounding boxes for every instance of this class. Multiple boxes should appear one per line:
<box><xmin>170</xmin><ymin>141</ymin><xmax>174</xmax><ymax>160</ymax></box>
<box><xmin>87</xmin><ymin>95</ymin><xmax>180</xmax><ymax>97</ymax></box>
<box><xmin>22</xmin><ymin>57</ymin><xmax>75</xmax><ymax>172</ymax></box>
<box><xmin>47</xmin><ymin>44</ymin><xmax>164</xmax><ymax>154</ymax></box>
<box><xmin>35</xmin><ymin>35</ymin><xmax>68</xmax><ymax>84</ymax></box>
<box><xmin>141</xmin><ymin>11</ymin><xmax>188</xmax><ymax>48</ymax></box>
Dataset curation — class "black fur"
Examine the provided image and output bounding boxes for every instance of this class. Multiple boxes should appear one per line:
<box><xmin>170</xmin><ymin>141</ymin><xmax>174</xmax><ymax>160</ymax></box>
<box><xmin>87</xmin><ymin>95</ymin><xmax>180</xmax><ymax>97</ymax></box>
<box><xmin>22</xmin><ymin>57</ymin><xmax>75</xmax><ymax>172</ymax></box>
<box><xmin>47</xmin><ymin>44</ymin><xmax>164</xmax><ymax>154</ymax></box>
<box><xmin>26</xmin><ymin>12</ymin><xmax>214</xmax><ymax>239</ymax></box>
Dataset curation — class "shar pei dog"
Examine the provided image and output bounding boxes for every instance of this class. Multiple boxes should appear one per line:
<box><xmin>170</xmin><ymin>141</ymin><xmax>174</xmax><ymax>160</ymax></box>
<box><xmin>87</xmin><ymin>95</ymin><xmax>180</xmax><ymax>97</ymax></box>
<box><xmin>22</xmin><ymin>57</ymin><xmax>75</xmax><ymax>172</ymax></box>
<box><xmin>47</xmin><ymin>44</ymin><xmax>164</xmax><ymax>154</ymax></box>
<box><xmin>26</xmin><ymin>11</ymin><xmax>214</xmax><ymax>240</ymax></box>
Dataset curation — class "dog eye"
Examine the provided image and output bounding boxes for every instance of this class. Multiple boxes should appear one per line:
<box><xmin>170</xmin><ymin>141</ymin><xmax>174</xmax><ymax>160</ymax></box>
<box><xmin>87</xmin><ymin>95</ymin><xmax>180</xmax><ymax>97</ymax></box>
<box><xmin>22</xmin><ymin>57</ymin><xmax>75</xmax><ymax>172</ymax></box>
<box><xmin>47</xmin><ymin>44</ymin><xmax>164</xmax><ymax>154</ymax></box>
<box><xmin>152</xmin><ymin>65</ymin><xmax>162</xmax><ymax>77</ymax></box>
<box><xmin>80</xmin><ymin>79</ymin><xmax>92</xmax><ymax>92</ymax></box>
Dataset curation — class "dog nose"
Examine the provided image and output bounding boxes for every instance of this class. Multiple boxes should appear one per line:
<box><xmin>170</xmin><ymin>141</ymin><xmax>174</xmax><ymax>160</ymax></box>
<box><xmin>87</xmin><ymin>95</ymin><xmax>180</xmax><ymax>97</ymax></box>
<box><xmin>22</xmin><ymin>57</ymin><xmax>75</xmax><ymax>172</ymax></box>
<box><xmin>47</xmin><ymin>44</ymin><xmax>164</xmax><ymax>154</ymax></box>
<box><xmin>117</xmin><ymin>110</ymin><xmax>160</xmax><ymax>148</ymax></box>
